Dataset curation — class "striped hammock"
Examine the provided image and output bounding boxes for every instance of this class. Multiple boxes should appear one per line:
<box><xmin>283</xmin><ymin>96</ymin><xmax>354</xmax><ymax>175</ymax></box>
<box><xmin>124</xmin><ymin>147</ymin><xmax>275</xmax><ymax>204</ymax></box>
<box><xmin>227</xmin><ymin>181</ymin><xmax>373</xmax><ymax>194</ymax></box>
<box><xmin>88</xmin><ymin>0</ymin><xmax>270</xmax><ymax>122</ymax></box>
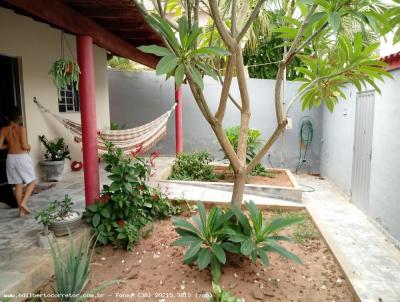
<box><xmin>34</xmin><ymin>99</ymin><xmax>176</xmax><ymax>154</ymax></box>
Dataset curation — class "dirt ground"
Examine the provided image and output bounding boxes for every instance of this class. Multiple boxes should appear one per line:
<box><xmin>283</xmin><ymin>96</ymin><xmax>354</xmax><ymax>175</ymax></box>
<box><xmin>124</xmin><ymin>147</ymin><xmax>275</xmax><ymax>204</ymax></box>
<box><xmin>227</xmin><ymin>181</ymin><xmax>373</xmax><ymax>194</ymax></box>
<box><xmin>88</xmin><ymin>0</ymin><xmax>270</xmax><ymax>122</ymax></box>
<box><xmin>85</xmin><ymin>213</ymin><xmax>355</xmax><ymax>302</ymax></box>
<box><xmin>218</xmin><ymin>169</ymin><xmax>294</xmax><ymax>188</ymax></box>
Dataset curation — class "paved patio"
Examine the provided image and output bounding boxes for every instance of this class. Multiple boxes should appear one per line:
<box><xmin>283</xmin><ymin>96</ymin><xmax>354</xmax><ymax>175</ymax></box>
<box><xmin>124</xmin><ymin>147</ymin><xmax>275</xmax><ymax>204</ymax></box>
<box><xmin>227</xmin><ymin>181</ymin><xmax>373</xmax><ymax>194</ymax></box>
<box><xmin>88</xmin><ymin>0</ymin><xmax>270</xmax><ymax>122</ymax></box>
<box><xmin>0</xmin><ymin>157</ymin><xmax>399</xmax><ymax>301</ymax></box>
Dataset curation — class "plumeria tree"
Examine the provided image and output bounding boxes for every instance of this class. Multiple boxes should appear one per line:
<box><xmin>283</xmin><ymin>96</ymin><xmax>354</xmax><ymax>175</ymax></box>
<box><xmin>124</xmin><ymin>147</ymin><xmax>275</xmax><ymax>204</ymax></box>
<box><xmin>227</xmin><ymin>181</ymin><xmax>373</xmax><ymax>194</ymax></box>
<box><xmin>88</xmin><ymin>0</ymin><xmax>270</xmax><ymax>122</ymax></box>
<box><xmin>136</xmin><ymin>0</ymin><xmax>396</xmax><ymax>207</ymax></box>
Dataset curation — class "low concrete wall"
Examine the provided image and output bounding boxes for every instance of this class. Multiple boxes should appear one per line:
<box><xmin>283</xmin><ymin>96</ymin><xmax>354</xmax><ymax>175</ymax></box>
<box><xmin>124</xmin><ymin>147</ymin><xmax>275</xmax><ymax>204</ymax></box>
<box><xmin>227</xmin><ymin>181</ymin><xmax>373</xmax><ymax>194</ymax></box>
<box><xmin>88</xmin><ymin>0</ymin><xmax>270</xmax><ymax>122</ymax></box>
<box><xmin>108</xmin><ymin>70</ymin><xmax>322</xmax><ymax>173</ymax></box>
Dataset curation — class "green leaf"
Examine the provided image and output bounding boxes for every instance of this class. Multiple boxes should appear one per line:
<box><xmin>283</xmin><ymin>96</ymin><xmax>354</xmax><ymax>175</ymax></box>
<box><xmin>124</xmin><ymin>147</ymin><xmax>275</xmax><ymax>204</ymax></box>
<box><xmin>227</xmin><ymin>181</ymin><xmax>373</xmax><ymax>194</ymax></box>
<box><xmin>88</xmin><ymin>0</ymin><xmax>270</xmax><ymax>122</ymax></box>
<box><xmin>172</xmin><ymin>217</ymin><xmax>200</xmax><ymax>235</ymax></box>
<box><xmin>137</xmin><ymin>45</ymin><xmax>172</xmax><ymax>57</ymax></box>
<box><xmin>190</xmin><ymin>47</ymin><xmax>230</xmax><ymax>57</ymax></box>
<box><xmin>197</xmin><ymin>248</ymin><xmax>212</xmax><ymax>270</ymax></box>
<box><xmin>221</xmin><ymin>242</ymin><xmax>240</xmax><ymax>254</ymax></box>
<box><xmin>258</xmin><ymin>250</ymin><xmax>270</xmax><ymax>266</ymax></box>
<box><xmin>100</xmin><ymin>208</ymin><xmax>110</xmax><ymax>219</ymax></box>
<box><xmin>178</xmin><ymin>16</ymin><xmax>189</xmax><ymax>48</ymax></box>
<box><xmin>174</xmin><ymin>64</ymin><xmax>185</xmax><ymax>87</ymax></box>
<box><xmin>211</xmin><ymin>256</ymin><xmax>221</xmax><ymax>283</ymax></box>
<box><xmin>156</xmin><ymin>55</ymin><xmax>180</xmax><ymax>76</ymax></box>
<box><xmin>92</xmin><ymin>214</ymin><xmax>100</xmax><ymax>227</ymax></box>
<box><xmin>172</xmin><ymin>236</ymin><xmax>199</xmax><ymax>246</ymax></box>
<box><xmin>212</xmin><ymin>243</ymin><xmax>226</xmax><ymax>264</ymax></box>
<box><xmin>196</xmin><ymin>62</ymin><xmax>218</xmax><ymax>80</ymax></box>
<box><xmin>240</xmin><ymin>238</ymin><xmax>256</xmax><ymax>256</ymax></box>
<box><xmin>188</xmin><ymin>65</ymin><xmax>204</xmax><ymax>90</ymax></box>
<box><xmin>186</xmin><ymin>23</ymin><xmax>202</xmax><ymax>50</ymax></box>
<box><xmin>184</xmin><ymin>240</ymin><xmax>202</xmax><ymax>262</ymax></box>
<box><xmin>264</xmin><ymin>216</ymin><xmax>303</xmax><ymax>235</ymax></box>
<box><xmin>197</xmin><ymin>201</ymin><xmax>207</xmax><ymax>229</ymax></box>
<box><xmin>109</xmin><ymin>181</ymin><xmax>121</xmax><ymax>192</ymax></box>
<box><xmin>328</xmin><ymin>12</ymin><xmax>341</xmax><ymax>32</ymax></box>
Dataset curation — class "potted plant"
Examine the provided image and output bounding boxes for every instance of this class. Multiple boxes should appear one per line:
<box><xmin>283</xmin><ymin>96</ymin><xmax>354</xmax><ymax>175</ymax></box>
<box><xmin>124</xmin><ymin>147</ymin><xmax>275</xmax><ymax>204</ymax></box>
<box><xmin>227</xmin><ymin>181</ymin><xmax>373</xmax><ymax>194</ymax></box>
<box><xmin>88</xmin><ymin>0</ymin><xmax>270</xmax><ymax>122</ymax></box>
<box><xmin>39</xmin><ymin>135</ymin><xmax>71</xmax><ymax>181</ymax></box>
<box><xmin>35</xmin><ymin>204</ymin><xmax>56</xmax><ymax>249</ymax></box>
<box><xmin>49</xmin><ymin>59</ymin><xmax>80</xmax><ymax>97</ymax></box>
<box><xmin>49</xmin><ymin>195</ymin><xmax>82</xmax><ymax>237</ymax></box>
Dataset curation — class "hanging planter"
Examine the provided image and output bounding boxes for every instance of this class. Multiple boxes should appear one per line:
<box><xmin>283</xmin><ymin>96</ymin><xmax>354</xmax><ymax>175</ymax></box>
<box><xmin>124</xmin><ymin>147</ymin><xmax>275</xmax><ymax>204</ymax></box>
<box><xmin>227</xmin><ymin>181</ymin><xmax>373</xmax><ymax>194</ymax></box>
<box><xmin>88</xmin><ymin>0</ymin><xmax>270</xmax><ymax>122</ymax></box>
<box><xmin>49</xmin><ymin>59</ymin><xmax>80</xmax><ymax>92</ymax></box>
<box><xmin>49</xmin><ymin>31</ymin><xmax>80</xmax><ymax>96</ymax></box>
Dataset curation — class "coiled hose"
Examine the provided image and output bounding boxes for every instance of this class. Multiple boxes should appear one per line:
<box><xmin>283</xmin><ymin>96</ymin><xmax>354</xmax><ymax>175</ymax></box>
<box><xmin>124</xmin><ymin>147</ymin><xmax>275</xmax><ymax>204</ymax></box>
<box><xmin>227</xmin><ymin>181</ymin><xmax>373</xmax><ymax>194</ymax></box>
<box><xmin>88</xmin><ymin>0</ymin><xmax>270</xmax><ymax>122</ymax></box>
<box><xmin>295</xmin><ymin>118</ymin><xmax>313</xmax><ymax>173</ymax></box>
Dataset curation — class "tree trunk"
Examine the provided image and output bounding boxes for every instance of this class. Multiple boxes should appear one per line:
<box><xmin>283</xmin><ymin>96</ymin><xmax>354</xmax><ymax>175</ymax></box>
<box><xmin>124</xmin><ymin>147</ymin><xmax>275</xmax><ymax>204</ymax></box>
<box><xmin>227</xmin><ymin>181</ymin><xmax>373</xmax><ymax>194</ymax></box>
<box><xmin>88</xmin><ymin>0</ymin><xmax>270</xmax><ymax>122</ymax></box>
<box><xmin>231</xmin><ymin>166</ymin><xmax>247</xmax><ymax>207</ymax></box>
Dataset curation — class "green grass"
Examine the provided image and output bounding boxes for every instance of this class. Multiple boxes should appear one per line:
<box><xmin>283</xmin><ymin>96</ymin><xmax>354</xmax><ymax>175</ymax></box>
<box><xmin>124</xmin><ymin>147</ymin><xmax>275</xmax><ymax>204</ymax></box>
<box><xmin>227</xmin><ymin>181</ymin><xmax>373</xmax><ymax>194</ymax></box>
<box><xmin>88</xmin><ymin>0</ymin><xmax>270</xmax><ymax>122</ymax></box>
<box><xmin>271</xmin><ymin>210</ymin><xmax>319</xmax><ymax>244</ymax></box>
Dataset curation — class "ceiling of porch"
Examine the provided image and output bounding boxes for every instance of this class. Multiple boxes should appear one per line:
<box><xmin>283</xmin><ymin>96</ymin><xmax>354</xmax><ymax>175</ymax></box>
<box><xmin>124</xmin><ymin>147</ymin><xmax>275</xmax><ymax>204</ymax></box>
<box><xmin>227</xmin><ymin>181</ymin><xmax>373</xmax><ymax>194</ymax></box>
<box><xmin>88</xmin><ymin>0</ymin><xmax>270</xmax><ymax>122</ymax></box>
<box><xmin>1</xmin><ymin>0</ymin><xmax>163</xmax><ymax>68</ymax></box>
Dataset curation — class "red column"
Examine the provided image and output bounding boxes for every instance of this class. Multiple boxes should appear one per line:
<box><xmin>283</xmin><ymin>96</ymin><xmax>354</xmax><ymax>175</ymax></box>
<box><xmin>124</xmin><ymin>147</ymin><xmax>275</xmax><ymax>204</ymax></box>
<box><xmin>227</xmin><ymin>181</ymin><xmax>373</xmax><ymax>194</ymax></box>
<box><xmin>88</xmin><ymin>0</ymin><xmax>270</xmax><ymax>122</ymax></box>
<box><xmin>77</xmin><ymin>35</ymin><xmax>99</xmax><ymax>206</ymax></box>
<box><xmin>175</xmin><ymin>84</ymin><xmax>183</xmax><ymax>155</ymax></box>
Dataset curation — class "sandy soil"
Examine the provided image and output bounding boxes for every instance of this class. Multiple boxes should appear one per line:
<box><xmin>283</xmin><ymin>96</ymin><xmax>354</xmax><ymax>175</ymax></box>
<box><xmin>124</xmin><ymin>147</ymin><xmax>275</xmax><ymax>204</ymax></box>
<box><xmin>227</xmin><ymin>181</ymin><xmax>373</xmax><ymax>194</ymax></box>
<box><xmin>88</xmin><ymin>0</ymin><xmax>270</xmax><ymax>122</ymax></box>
<box><xmin>217</xmin><ymin>169</ymin><xmax>294</xmax><ymax>188</ymax></box>
<box><xmin>85</xmin><ymin>214</ymin><xmax>355</xmax><ymax>302</ymax></box>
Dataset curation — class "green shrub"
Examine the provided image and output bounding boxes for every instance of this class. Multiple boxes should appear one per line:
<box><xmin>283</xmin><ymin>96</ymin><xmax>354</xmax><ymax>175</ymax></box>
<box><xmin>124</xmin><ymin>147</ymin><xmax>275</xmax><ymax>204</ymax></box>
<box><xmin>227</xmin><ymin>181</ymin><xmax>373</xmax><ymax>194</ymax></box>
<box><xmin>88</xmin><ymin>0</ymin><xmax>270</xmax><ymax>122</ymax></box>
<box><xmin>38</xmin><ymin>135</ymin><xmax>71</xmax><ymax>161</ymax></box>
<box><xmin>84</xmin><ymin>141</ymin><xmax>180</xmax><ymax>250</ymax></box>
<box><xmin>168</xmin><ymin>151</ymin><xmax>218</xmax><ymax>181</ymax></box>
<box><xmin>223</xmin><ymin>126</ymin><xmax>271</xmax><ymax>177</ymax></box>
<box><xmin>173</xmin><ymin>200</ymin><xmax>303</xmax><ymax>282</ymax></box>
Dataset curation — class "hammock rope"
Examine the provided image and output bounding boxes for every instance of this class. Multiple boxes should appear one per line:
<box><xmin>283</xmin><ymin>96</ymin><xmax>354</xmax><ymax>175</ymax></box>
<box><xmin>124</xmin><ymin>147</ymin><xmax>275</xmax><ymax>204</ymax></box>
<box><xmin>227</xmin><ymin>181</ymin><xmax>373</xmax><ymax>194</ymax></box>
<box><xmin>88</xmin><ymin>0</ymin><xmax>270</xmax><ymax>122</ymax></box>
<box><xmin>33</xmin><ymin>97</ymin><xmax>176</xmax><ymax>154</ymax></box>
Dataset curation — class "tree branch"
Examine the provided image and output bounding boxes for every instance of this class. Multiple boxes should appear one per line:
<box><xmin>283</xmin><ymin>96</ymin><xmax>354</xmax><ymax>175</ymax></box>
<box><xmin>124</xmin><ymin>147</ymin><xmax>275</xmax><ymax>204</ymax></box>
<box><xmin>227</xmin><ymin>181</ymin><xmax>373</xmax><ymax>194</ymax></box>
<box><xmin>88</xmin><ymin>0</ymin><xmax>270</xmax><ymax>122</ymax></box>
<box><xmin>186</xmin><ymin>71</ymin><xmax>241</xmax><ymax>170</ymax></box>
<box><xmin>247</xmin><ymin>122</ymin><xmax>287</xmax><ymax>173</ymax></box>
<box><xmin>215</xmin><ymin>54</ymin><xmax>237</xmax><ymax>121</ymax></box>
<box><xmin>208</xmin><ymin>0</ymin><xmax>236</xmax><ymax>47</ymax></box>
<box><xmin>231</xmin><ymin>0</ymin><xmax>237</xmax><ymax>37</ymax></box>
<box><xmin>235</xmin><ymin>48</ymin><xmax>252</xmax><ymax>166</ymax></box>
<box><xmin>237</xmin><ymin>0</ymin><xmax>268</xmax><ymax>42</ymax></box>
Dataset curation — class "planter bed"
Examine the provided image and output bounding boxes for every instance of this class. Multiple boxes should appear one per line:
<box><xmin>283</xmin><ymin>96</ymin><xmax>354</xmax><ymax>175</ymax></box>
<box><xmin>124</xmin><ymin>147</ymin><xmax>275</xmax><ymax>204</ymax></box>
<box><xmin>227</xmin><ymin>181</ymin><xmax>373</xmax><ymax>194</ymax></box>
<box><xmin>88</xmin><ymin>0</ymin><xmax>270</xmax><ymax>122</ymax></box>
<box><xmin>82</xmin><ymin>208</ymin><xmax>355</xmax><ymax>302</ymax></box>
<box><xmin>158</xmin><ymin>164</ymin><xmax>302</xmax><ymax>202</ymax></box>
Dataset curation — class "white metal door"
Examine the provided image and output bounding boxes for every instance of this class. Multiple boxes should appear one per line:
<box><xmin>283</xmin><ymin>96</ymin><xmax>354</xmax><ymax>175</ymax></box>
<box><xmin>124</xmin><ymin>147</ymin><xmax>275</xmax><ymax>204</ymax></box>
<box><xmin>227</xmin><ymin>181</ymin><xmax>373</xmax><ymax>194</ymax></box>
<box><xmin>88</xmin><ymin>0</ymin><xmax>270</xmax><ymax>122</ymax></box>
<box><xmin>351</xmin><ymin>91</ymin><xmax>375</xmax><ymax>211</ymax></box>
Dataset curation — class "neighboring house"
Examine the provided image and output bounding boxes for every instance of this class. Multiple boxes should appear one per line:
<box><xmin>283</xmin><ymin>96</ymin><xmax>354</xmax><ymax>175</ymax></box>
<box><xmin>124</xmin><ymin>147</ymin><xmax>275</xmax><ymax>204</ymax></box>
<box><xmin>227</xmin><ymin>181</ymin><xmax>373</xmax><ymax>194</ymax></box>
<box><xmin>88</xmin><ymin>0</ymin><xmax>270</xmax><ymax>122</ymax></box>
<box><xmin>0</xmin><ymin>0</ymin><xmax>162</xmax><ymax>205</ymax></box>
<box><xmin>320</xmin><ymin>53</ymin><xmax>400</xmax><ymax>242</ymax></box>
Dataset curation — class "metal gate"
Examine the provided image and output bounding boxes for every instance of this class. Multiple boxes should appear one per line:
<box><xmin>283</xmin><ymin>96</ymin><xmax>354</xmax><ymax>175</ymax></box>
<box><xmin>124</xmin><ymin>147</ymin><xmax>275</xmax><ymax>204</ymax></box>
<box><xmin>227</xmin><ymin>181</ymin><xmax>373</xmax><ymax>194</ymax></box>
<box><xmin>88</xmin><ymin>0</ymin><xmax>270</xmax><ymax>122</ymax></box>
<box><xmin>351</xmin><ymin>90</ymin><xmax>375</xmax><ymax>211</ymax></box>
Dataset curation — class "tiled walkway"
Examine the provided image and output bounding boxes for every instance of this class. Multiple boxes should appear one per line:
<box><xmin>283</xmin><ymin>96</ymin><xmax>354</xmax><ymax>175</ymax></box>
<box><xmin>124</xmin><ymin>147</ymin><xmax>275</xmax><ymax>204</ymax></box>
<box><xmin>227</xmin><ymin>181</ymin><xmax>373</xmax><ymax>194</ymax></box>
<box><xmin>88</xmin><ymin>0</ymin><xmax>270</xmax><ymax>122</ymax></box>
<box><xmin>0</xmin><ymin>158</ymin><xmax>399</xmax><ymax>301</ymax></box>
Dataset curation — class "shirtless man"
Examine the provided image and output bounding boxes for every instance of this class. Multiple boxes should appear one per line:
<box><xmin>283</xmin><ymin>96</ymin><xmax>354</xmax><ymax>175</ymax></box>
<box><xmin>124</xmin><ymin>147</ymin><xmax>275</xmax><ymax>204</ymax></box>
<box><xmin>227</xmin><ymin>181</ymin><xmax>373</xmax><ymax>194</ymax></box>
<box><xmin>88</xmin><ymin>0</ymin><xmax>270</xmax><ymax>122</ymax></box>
<box><xmin>0</xmin><ymin>111</ymin><xmax>36</xmax><ymax>217</ymax></box>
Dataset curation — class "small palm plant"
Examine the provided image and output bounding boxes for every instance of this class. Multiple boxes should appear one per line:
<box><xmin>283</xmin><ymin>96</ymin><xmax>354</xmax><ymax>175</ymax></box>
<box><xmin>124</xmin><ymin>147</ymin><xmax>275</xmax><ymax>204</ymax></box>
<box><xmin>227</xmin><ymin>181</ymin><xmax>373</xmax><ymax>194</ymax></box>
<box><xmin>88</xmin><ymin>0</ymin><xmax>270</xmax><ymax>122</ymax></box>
<box><xmin>172</xmin><ymin>202</ymin><xmax>235</xmax><ymax>282</ymax></box>
<box><xmin>227</xmin><ymin>200</ymin><xmax>303</xmax><ymax>266</ymax></box>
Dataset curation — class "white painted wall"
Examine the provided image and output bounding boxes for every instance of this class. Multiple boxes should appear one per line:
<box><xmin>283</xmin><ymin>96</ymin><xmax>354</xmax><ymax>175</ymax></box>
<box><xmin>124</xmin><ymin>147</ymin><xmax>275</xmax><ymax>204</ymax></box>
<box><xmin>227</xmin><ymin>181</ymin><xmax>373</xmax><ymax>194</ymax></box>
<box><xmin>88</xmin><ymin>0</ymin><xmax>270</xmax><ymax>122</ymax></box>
<box><xmin>320</xmin><ymin>85</ymin><xmax>357</xmax><ymax>196</ymax></box>
<box><xmin>369</xmin><ymin>70</ymin><xmax>400</xmax><ymax>240</ymax></box>
<box><xmin>108</xmin><ymin>70</ymin><xmax>322</xmax><ymax>173</ymax></box>
<box><xmin>320</xmin><ymin>70</ymin><xmax>400</xmax><ymax>241</ymax></box>
<box><xmin>0</xmin><ymin>8</ymin><xmax>110</xmax><ymax>176</ymax></box>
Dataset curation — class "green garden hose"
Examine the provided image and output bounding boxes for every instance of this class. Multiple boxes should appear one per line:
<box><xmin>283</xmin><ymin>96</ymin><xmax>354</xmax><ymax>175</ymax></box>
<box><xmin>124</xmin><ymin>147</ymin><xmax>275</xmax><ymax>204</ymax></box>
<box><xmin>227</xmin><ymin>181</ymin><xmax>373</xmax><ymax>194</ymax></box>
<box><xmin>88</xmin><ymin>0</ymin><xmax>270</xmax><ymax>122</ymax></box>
<box><xmin>295</xmin><ymin>117</ymin><xmax>313</xmax><ymax>173</ymax></box>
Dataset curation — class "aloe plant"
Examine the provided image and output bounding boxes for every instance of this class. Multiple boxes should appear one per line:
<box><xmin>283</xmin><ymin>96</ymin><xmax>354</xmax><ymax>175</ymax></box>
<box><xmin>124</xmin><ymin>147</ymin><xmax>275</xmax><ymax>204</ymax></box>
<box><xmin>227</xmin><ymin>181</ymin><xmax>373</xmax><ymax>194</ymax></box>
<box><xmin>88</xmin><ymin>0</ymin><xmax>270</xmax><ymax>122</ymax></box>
<box><xmin>227</xmin><ymin>200</ymin><xmax>303</xmax><ymax>266</ymax></box>
<box><xmin>172</xmin><ymin>202</ymin><xmax>235</xmax><ymax>283</ymax></box>
<box><xmin>49</xmin><ymin>233</ymin><xmax>121</xmax><ymax>301</ymax></box>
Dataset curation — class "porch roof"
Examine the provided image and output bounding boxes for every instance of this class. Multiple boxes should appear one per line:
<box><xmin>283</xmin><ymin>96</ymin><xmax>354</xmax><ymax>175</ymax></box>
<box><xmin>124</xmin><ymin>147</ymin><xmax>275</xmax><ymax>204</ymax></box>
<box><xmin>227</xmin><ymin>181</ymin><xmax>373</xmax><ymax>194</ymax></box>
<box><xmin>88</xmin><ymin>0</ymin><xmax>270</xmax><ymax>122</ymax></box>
<box><xmin>381</xmin><ymin>52</ymin><xmax>400</xmax><ymax>71</ymax></box>
<box><xmin>1</xmin><ymin>0</ymin><xmax>163</xmax><ymax>68</ymax></box>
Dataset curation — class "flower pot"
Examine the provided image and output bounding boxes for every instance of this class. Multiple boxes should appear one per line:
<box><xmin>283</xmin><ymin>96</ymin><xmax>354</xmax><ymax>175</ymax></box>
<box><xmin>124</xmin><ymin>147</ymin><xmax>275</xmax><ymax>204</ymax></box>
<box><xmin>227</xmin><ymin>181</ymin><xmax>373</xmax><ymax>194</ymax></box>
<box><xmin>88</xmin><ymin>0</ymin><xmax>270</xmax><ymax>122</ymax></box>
<box><xmin>65</xmin><ymin>62</ymin><xmax>74</xmax><ymax>75</ymax></box>
<box><xmin>50</xmin><ymin>211</ymin><xmax>82</xmax><ymax>237</ymax></box>
<box><xmin>40</xmin><ymin>160</ymin><xmax>65</xmax><ymax>182</ymax></box>
<box><xmin>37</xmin><ymin>230</ymin><xmax>55</xmax><ymax>249</ymax></box>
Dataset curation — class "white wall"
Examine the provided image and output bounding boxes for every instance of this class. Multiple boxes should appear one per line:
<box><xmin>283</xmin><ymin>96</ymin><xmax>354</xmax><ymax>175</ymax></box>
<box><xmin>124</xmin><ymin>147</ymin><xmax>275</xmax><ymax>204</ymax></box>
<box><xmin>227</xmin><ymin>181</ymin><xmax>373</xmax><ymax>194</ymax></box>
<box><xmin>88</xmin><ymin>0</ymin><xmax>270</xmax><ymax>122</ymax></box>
<box><xmin>369</xmin><ymin>70</ymin><xmax>400</xmax><ymax>240</ymax></box>
<box><xmin>320</xmin><ymin>71</ymin><xmax>400</xmax><ymax>241</ymax></box>
<box><xmin>0</xmin><ymin>8</ymin><xmax>110</xmax><ymax>176</ymax></box>
<box><xmin>320</xmin><ymin>86</ymin><xmax>357</xmax><ymax>196</ymax></box>
<box><xmin>108</xmin><ymin>70</ymin><xmax>322</xmax><ymax>173</ymax></box>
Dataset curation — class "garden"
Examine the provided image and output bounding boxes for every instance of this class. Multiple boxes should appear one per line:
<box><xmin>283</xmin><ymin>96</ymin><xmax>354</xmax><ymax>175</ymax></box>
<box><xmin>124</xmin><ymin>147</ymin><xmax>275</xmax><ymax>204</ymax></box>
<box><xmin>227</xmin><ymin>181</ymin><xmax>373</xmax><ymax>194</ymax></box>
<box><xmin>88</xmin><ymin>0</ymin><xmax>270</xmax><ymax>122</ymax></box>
<box><xmin>33</xmin><ymin>142</ymin><xmax>355</xmax><ymax>301</ymax></box>
<box><xmin>20</xmin><ymin>0</ymin><xmax>400</xmax><ymax>301</ymax></box>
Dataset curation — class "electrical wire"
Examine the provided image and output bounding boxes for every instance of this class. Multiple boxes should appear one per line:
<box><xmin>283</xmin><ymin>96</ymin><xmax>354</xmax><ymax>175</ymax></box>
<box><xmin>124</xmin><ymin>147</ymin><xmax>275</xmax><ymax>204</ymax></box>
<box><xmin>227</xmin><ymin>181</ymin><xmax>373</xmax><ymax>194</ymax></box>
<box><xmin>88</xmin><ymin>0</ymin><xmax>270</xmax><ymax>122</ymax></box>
<box><xmin>295</xmin><ymin>117</ymin><xmax>313</xmax><ymax>173</ymax></box>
